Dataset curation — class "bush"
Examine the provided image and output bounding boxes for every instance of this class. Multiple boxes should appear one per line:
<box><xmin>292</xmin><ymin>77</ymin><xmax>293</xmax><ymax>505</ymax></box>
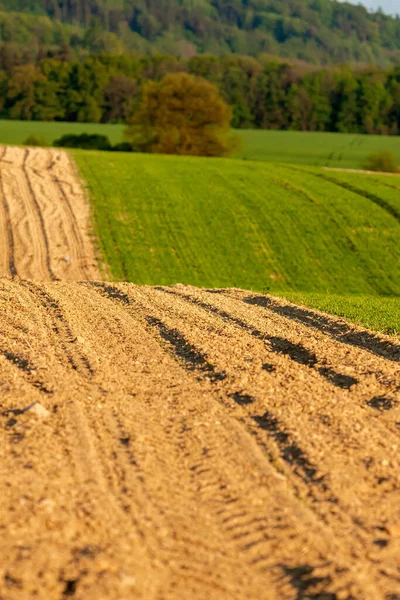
<box><xmin>24</xmin><ymin>135</ymin><xmax>48</xmax><ymax>147</ymax></box>
<box><xmin>364</xmin><ymin>151</ymin><xmax>399</xmax><ymax>173</ymax></box>
<box><xmin>112</xmin><ymin>142</ymin><xmax>133</xmax><ymax>153</ymax></box>
<box><xmin>53</xmin><ymin>133</ymin><xmax>112</xmax><ymax>151</ymax></box>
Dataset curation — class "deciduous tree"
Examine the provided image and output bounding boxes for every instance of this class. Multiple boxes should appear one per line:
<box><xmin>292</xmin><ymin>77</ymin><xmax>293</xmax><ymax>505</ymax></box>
<box><xmin>125</xmin><ymin>73</ymin><xmax>236</xmax><ymax>157</ymax></box>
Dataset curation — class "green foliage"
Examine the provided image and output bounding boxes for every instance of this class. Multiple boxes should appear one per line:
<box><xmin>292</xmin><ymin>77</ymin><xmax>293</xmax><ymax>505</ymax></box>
<box><xmin>364</xmin><ymin>151</ymin><xmax>399</xmax><ymax>173</ymax></box>
<box><xmin>126</xmin><ymin>73</ymin><xmax>236</xmax><ymax>157</ymax></box>
<box><xmin>23</xmin><ymin>134</ymin><xmax>48</xmax><ymax>146</ymax></box>
<box><xmin>2</xmin><ymin>0</ymin><xmax>400</xmax><ymax>65</ymax></box>
<box><xmin>112</xmin><ymin>141</ymin><xmax>133</xmax><ymax>153</ymax></box>
<box><xmin>54</xmin><ymin>133</ymin><xmax>112</xmax><ymax>150</ymax></box>
<box><xmin>74</xmin><ymin>150</ymin><xmax>400</xmax><ymax>299</ymax></box>
<box><xmin>1</xmin><ymin>54</ymin><xmax>400</xmax><ymax>137</ymax></box>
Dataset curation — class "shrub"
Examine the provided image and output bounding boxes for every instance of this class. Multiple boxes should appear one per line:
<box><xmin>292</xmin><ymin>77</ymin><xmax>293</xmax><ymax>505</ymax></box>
<box><xmin>112</xmin><ymin>142</ymin><xmax>133</xmax><ymax>152</ymax></box>
<box><xmin>53</xmin><ymin>134</ymin><xmax>112</xmax><ymax>151</ymax></box>
<box><xmin>24</xmin><ymin>135</ymin><xmax>48</xmax><ymax>147</ymax></box>
<box><xmin>364</xmin><ymin>151</ymin><xmax>399</xmax><ymax>173</ymax></box>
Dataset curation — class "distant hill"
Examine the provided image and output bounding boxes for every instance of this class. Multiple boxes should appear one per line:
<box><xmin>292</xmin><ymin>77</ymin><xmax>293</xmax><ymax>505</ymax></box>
<box><xmin>1</xmin><ymin>0</ymin><xmax>400</xmax><ymax>65</ymax></box>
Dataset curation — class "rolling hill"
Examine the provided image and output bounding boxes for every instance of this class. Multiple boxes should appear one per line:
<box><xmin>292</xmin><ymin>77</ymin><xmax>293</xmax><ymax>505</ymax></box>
<box><xmin>72</xmin><ymin>149</ymin><xmax>400</xmax><ymax>334</ymax></box>
<box><xmin>75</xmin><ymin>150</ymin><xmax>400</xmax><ymax>295</ymax></box>
<box><xmin>2</xmin><ymin>0</ymin><xmax>400</xmax><ymax>64</ymax></box>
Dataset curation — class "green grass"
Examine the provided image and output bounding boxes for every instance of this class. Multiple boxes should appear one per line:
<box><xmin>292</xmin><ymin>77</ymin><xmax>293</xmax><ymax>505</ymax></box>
<box><xmin>74</xmin><ymin>151</ymin><xmax>400</xmax><ymax>299</ymax></box>
<box><xmin>237</xmin><ymin>130</ymin><xmax>400</xmax><ymax>169</ymax></box>
<box><xmin>0</xmin><ymin>120</ymin><xmax>125</xmax><ymax>146</ymax></box>
<box><xmin>280</xmin><ymin>293</ymin><xmax>399</xmax><ymax>336</ymax></box>
<box><xmin>3</xmin><ymin>119</ymin><xmax>400</xmax><ymax>169</ymax></box>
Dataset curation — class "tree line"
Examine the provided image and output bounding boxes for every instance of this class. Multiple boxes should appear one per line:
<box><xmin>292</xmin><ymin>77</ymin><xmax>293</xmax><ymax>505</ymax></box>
<box><xmin>1</xmin><ymin>53</ymin><xmax>400</xmax><ymax>135</ymax></box>
<box><xmin>1</xmin><ymin>0</ymin><xmax>400</xmax><ymax>66</ymax></box>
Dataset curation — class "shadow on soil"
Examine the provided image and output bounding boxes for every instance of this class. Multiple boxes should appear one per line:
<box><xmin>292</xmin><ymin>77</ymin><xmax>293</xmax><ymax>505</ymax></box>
<box><xmin>162</xmin><ymin>288</ymin><xmax>359</xmax><ymax>389</ymax></box>
<box><xmin>280</xmin><ymin>563</ymin><xmax>341</xmax><ymax>600</ymax></box>
<box><xmin>244</xmin><ymin>295</ymin><xmax>399</xmax><ymax>363</ymax></box>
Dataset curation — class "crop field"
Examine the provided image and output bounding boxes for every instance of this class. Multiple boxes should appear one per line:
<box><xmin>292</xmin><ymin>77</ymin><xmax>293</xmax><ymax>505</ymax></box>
<box><xmin>75</xmin><ymin>150</ymin><xmax>400</xmax><ymax>294</ymax></box>
<box><xmin>1</xmin><ymin>145</ymin><xmax>399</xmax><ymax>599</ymax></box>
<box><xmin>236</xmin><ymin>130</ymin><xmax>400</xmax><ymax>168</ymax></box>
<box><xmin>3</xmin><ymin>119</ymin><xmax>400</xmax><ymax>168</ymax></box>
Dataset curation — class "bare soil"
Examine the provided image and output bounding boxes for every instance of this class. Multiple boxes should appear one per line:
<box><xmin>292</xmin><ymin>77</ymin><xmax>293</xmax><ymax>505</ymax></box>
<box><xmin>0</xmin><ymin>146</ymin><xmax>100</xmax><ymax>280</ymax></box>
<box><xmin>0</xmin><ymin>148</ymin><xmax>399</xmax><ymax>600</ymax></box>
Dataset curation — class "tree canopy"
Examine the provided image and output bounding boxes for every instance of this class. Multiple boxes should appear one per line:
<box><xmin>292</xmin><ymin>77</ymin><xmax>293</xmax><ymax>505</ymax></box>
<box><xmin>125</xmin><ymin>73</ymin><xmax>235</xmax><ymax>156</ymax></box>
<box><xmin>1</xmin><ymin>0</ymin><xmax>400</xmax><ymax>65</ymax></box>
<box><xmin>1</xmin><ymin>53</ymin><xmax>400</xmax><ymax>137</ymax></box>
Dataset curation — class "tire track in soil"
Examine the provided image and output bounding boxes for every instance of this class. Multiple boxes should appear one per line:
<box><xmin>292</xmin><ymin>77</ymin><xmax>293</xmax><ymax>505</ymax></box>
<box><xmin>1</xmin><ymin>279</ymin><xmax>400</xmax><ymax>599</ymax></box>
<box><xmin>19</xmin><ymin>280</ymin><xmax>95</xmax><ymax>378</ymax></box>
<box><xmin>116</xmin><ymin>283</ymin><xmax>400</xmax><ymax>599</ymax></box>
<box><xmin>46</xmin><ymin>150</ymin><xmax>91</xmax><ymax>279</ymax></box>
<box><xmin>0</xmin><ymin>146</ymin><xmax>100</xmax><ymax>281</ymax></box>
<box><xmin>0</xmin><ymin>147</ymin><xmax>17</xmax><ymax>277</ymax></box>
<box><xmin>85</xmin><ymin>282</ymin><xmax>398</xmax><ymax>599</ymax></box>
<box><xmin>22</xmin><ymin>149</ymin><xmax>56</xmax><ymax>280</ymax></box>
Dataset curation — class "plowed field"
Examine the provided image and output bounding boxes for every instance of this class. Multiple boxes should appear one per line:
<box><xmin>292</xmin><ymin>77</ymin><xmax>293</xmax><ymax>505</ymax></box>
<box><xmin>0</xmin><ymin>146</ymin><xmax>99</xmax><ymax>280</ymax></box>
<box><xmin>0</xmin><ymin>147</ymin><xmax>399</xmax><ymax>600</ymax></box>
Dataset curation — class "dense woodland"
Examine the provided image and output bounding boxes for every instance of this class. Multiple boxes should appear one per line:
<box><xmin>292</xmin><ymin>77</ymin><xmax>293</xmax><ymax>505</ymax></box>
<box><xmin>1</xmin><ymin>53</ymin><xmax>400</xmax><ymax>135</ymax></box>
<box><xmin>1</xmin><ymin>0</ymin><xmax>400</xmax><ymax>66</ymax></box>
<box><xmin>1</xmin><ymin>1</ymin><xmax>400</xmax><ymax>134</ymax></box>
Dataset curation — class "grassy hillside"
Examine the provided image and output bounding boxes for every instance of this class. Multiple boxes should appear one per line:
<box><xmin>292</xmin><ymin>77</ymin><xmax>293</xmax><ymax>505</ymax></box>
<box><xmin>75</xmin><ymin>151</ymin><xmax>400</xmax><ymax>297</ymax></box>
<box><xmin>237</xmin><ymin>131</ymin><xmax>400</xmax><ymax>169</ymax></box>
<box><xmin>4</xmin><ymin>121</ymin><xmax>400</xmax><ymax>170</ymax></box>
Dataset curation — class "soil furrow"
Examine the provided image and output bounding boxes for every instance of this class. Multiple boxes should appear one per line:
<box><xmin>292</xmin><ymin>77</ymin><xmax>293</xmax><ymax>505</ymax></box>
<box><xmin>46</xmin><ymin>149</ymin><xmax>96</xmax><ymax>280</ymax></box>
<box><xmin>0</xmin><ymin>147</ymin><xmax>17</xmax><ymax>277</ymax></box>
<box><xmin>157</xmin><ymin>287</ymin><xmax>362</xmax><ymax>389</ymax></box>
<box><xmin>0</xmin><ymin>146</ymin><xmax>100</xmax><ymax>281</ymax></box>
<box><xmin>242</xmin><ymin>293</ymin><xmax>400</xmax><ymax>363</ymax></box>
<box><xmin>124</xmin><ymin>284</ymin><xmax>400</xmax><ymax>596</ymax></box>
<box><xmin>20</xmin><ymin>280</ymin><xmax>95</xmax><ymax>377</ymax></box>
<box><xmin>21</xmin><ymin>149</ymin><xmax>56</xmax><ymax>280</ymax></box>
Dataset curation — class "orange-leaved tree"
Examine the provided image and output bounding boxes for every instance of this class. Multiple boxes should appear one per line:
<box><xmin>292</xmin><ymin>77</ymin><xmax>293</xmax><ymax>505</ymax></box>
<box><xmin>125</xmin><ymin>73</ymin><xmax>237</xmax><ymax>157</ymax></box>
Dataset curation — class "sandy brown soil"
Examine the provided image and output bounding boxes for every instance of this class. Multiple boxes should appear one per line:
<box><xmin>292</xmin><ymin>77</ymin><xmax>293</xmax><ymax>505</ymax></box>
<box><xmin>0</xmin><ymin>148</ymin><xmax>400</xmax><ymax>599</ymax></box>
<box><xmin>0</xmin><ymin>146</ymin><xmax>100</xmax><ymax>280</ymax></box>
<box><xmin>0</xmin><ymin>280</ymin><xmax>399</xmax><ymax>600</ymax></box>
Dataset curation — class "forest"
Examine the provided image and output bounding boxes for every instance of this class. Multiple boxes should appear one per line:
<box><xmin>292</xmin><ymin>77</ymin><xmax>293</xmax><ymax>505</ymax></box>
<box><xmin>1</xmin><ymin>1</ymin><xmax>400</xmax><ymax>135</ymax></box>
<box><xmin>1</xmin><ymin>0</ymin><xmax>400</xmax><ymax>66</ymax></box>
<box><xmin>1</xmin><ymin>53</ymin><xmax>400</xmax><ymax>135</ymax></box>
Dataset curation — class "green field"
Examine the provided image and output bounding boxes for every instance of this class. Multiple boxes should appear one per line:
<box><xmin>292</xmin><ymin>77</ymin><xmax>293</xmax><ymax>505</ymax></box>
<box><xmin>74</xmin><ymin>151</ymin><xmax>400</xmax><ymax>296</ymax></box>
<box><xmin>237</xmin><ymin>130</ymin><xmax>400</xmax><ymax>169</ymax></box>
<box><xmin>74</xmin><ymin>150</ymin><xmax>399</xmax><ymax>334</ymax></box>
<box><xmin>3</xmin><ymin>119</ymin><xmax>400</xmax><ymax>169</ymax></box>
